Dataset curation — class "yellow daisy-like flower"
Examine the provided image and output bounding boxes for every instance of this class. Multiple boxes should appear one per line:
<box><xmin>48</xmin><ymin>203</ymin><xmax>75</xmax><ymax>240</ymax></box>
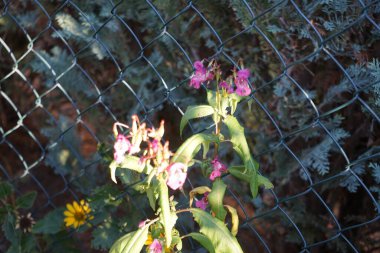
<box><xmin>63</xmin><ymin>200</ymin><xmax>94</xmax><ymax>229</ymax></box>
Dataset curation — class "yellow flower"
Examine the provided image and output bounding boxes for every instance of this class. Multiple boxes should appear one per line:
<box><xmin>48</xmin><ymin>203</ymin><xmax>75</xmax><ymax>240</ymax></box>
<box><xmin>63</xmin><ymin>200</ymin><xmax>94</xmax><ymax>229</ymax></box>
<box><xmin>145</xmin><ymin>233</ymin><xmax>153</xmax><ymax>245</ymax></box>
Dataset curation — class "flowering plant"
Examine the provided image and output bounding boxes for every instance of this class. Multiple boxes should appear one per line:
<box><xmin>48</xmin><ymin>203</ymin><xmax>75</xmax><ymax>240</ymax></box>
<box><xmin>109</xmin><ymin>60</ymin><xmax>273</xmax><ymax>253</ymax></box>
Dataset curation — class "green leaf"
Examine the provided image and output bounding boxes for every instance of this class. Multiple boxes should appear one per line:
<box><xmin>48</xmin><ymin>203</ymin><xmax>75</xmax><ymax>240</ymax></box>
<box><xmin>109</xmin><ymin>225</ymin><xmax>149</xmax><ymax>253</ymax></box>
<box><xmin>187</xmin><ymin>232</ymin><xmax>215</xmax><ymax>253</ymax></box>
<box><xmin>207</xmin><ymin>90</ymin><xmax>229</xmax><ymax>118</ymax></box>
<box><xmin>158</xmin><ymin>178</ymin><xmax>177</xmax><ymax>247</ymax></box>
<box><xmin>3</xmin><ymin>213</ymin><xmax>20</xmax><ymax>244</ymax></box>
<box><xmin>189</xmin><ymin>186</ymin><xmax>211</xmax><ymax>207</ymax></box>
<box><xmin>16</xmin><ymin>191</ymin><xmax>37</xmax><ymax>209</ymax></box>
<box><xmin>180</xmin><ymin>105</ymin><xmax>214</xmax><ymax>136</ymax></box>
<box><xmin>207</xmin><ymin>90</ymin><xmax>217</xmax><ymax>108</ymax></box>
<box><xmin>228</xmin><ymin>93</ymin><xmax>243</xmax><ymax>115</ymax></box>
<box><xmin>91</xmin><ymin>221</ymin><xmax>121</xmax><ymax>250</ymax></box>
<box><xmin>146</xmin><ymin>179</ymin><xmax>159</xmax><ymax>210</ymax></box>
<box><xmin>20</xmin><ymin>233</ymin><xmax>37</xmax><ymax>253</ymax></box>
<box><xmin>228</xmin><ymin>165</ymin><xmax>252</xmax><ymax>182</ymax></box>
<box><xmin>32</xmin><ymin>208</ymin><xmax>64</xmax><ymax>234</ymax></box>
<box><xmin>229</xmin><ymin>165</ymin><xmax>273</xmax><ymax>192</ymax></box>
<box><xmin>171</xmin><ymin>133</ymin><xmax>219</xmax><ymax>165</ymax></box>
<box><xmin>223</xmin><ymin>115</ymin><xmax>259</xmax><ymax>198</ymax></box>
<box><xmin>249</xmin><ymin>173</ymin><xmax>259</xmax><ymax>198</ymax></box>
<box><xmin>224</xmin><ymin>205</ymin><xmax>239</xmax><ymax>236</ymax></box>
<box><xmin>0</xmin><ymin>181</ymin><xmax>13</xmax><ymax>199</ymax></box>
<box><xmin>189</xmin><ymin>208</ymin><xmax>243</xmax><ymax>253</ymax></box>
<box><xmin>258</xmin><ymin>175</ymin><xmax>274</xmax><ymax>189</ymax></box>
<box><xmin>208</xmin><ymin>179</ymin><xmax>227</xmax><ymax>221</ymax></box>
<box><xmin>110</xmin><ymin>155</ymin><xmax>151</xmax><ymax>184</ymax></box>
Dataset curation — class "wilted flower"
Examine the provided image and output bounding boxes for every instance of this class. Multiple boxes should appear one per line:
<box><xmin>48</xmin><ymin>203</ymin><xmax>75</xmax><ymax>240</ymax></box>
<box><xmin>15</xmin><ymin>212</ymin><xmax>35</xmax><ymax>233</ymax></box>
<box><xmin>128</xmin><ymin>115</ymin><xmax>147</xmax><ymax>155</ymax></box>
<box><xmin>166</xmin><ymin>163</ymin><xmax>187</xmax><ymax>190</ymax></box>
<box><xmin>113</xmin><ymin>134</ymin><xmax>131</xmax><ymax>163</ymax></box>
<box><xmin>64</xmin><ymin>200</ymin><xmax>94</xmax><ymax>229</ymax></box>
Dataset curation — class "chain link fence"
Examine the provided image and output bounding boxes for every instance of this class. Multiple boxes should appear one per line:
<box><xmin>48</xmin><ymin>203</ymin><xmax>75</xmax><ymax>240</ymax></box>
<box><xmin>1</xmin><ymin>0</ymin><xmax>380</xmax><ymax>252</ymax></box>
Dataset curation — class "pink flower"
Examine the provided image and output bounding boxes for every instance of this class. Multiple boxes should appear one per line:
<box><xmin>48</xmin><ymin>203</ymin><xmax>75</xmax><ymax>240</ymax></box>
<box><xmin>189</xmin><ymin>61</ymin><xmax>214</xmax><ymax>89</ymax></box>
<box><xmin>190</xmin><ymin>73</ymin><xmax>206</xmax><ymax>89</ymax></box>
<box><xmin>237</xmin><ymin>69</ymin><xmax>250</xmax><ymax>79</ymax></box>
<box><xmin>211</xmin><ymin>158</ymin><xmax>227</xmax><ymax>172</ymax></box>
<box><xmin>195</xmin><ymin>194</ymin><xmax>208</xmax><ymax>210</ymax></box>
<box><xmin>151</xmin><ymin>139</ymin><xmax>159</xmax><ymax>153</ymax></box>
<box><xmin>209</xmin><ymin>157</ymin><xmax>227</xmax><ymax>181</ymax></box>
<box><xmin>149</xmin><ymin>239</ymin><xmax>162</xmax><ymax>253</ymax></box>
<box><xmin>234</xmin><ymin>68</ymin><xmax>252</xmax><ymax>96</ymax></box>
<box><xmin>113</xmin><ymin>134</ymin><xmax>131</xmax><ymax>163</ymax></box>
<box><xmin>194</xmin><ymin>61</ymin><xmax>204</xmax><ymax>71</ymax></box>
<box><xmin>166</xmin><ymin>163</ymin><xmax>187</xmax><ymax>190</ymax></box>
<box><xmin>235</xmin><ymin>85</ymin><xmax>251</xmax><ymax>96</ymax></box>
<box><xmin>209</xmin><ymin>169</ymin><xmax>222</xmax><ymax>181</ymax></box>
<box><xmin>219</xmin><ymin>81</ymin><xmax>234</xmax><ymax>93</ymax></box>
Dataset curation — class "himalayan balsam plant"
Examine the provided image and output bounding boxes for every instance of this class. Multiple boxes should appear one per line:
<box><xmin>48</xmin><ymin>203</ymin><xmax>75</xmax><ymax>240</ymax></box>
<box><xmin>109</xmin><ymin>60</ymin><xmax>273</xmax><ymax>253</ymax></box>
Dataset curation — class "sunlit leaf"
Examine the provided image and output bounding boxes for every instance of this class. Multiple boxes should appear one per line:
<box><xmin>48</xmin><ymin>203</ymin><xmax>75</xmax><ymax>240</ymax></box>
<box><xmin>223</xmin><ymin>115</ymin><xmax>259</xmax><ymax>197</ymax></box>
<box><xmin>180</xmin><ymin>105</ymin><xmax>214</xmax><ymax>136</ymax></box>
<box><xmin>229</xmin><ymin>165</ymin><xmax>273</xmax><ymax>191</ymax></box>
<box><xmin>146</xmin><ymin>179</ymin><xmax>159</xmax><ymax>210</ymax></box>
<box><xmin>187</xmin><ymin>232</ymin><xmax>215</xmax><ymax>253</ymax></box>
<box><xmin>208</xmin><ymin>179</ymin><xmax>227</xmax><ymax>221</ymax></box>
<box><xmin>109</xmin><ymin>225</ymin><xmax>149</xmax><ymax>253</ymax></box>
<box><xmin>158</xmin><ymin>178</ymin><xmax>177</xmax><ymax>247</ymax></box>
<box><xmin>257</xmin><ymin>174</ymin><xmax>274</xmax><ymax>189</ymax></box>
<box><xmin>189</xmin><ymin>208</ymin><xmax>243</xmax><ymax>253</ymax></box>
<box><xmin>172</xmin><ymin>133</ymin><xmax>219</xmax><ymax>165</ymax></box>
<box><xmin>109</xmin><ymin>155</ymin><xmax>152</xmax><ymax>184</ymax></box>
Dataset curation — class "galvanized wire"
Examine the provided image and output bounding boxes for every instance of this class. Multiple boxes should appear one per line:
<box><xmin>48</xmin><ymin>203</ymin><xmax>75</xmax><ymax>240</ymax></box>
<box><xmin>1</xmin><ymin>0</ymin><xmax>380</xmax><ymax>252</ymax></box>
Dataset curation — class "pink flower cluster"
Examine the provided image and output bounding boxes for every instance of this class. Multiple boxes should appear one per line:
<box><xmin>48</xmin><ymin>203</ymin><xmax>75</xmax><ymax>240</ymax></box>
<box><xmin>209</xmin><ymin>157</ymin><xmax>227</xmax><ymax>181</ymax></box>
<box><xmin>113</xmin><ymin>116</ymin><xmax>188</xmax><ymax>191</ymax></box>
<box><xmin>189</xmin><ymin>61</ymin><xmax>214</xmax><ymax>89</ymax></box>
<box><xmin>189</xmin><ymin>60</ymin><xmax>252</xmax><ymax>96</ymax></box>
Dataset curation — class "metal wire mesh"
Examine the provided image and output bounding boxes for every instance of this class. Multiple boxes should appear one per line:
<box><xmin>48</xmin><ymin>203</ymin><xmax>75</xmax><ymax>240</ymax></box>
<box><xmin>1</xmin><ymin>0</ymin><xmax>380</xmax><ymax>252</ymax></box>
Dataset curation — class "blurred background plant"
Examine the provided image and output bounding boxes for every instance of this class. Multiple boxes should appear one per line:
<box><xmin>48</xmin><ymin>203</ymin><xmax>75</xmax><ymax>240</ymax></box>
<box><xmin>0</xmin><ymin>0</ymin><xmax>379</xmax><ymax>252</ymax></box>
